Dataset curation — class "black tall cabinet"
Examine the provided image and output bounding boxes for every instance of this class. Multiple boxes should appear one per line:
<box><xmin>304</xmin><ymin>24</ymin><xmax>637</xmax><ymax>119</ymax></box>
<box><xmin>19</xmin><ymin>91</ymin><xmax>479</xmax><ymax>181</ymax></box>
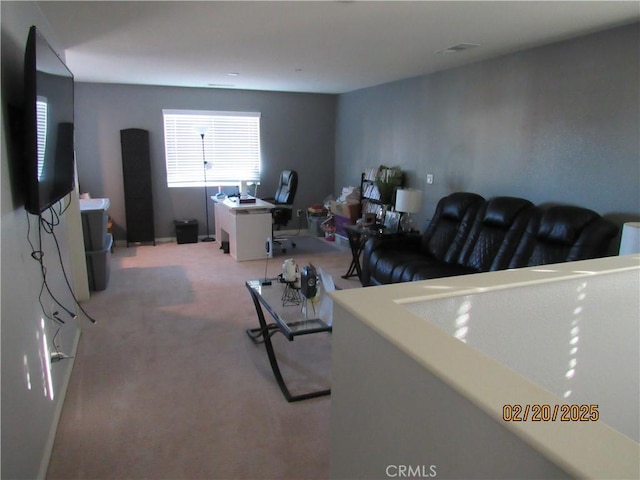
<box><xmin>120</xmin><ymin>128</ymin><xmax>155</xmax><ymax>246</ymax></box>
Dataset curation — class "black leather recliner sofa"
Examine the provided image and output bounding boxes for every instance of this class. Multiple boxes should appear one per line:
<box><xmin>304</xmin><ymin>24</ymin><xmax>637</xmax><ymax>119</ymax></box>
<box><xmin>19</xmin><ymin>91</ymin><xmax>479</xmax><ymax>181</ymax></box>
<box><xmin>361</xmin><ymin>192</ymin><xmax>618</xmax><ymax>286</ymax></box>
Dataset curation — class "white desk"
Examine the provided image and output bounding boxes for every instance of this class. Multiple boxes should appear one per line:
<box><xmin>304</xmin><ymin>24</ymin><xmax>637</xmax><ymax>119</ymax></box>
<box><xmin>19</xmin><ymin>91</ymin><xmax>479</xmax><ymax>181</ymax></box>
<box><xmin>212</xmin><ymin>196</ymin><xmax>274</xmax><ymax>261</ymax></box>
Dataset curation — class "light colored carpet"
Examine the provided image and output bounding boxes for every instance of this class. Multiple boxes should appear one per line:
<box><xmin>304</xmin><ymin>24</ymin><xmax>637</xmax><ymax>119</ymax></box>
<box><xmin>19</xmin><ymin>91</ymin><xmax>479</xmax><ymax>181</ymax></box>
<box><xmin>46</xmin><ymin>237</ymin><xmax>359</xmax><ymax>480</ymax></box>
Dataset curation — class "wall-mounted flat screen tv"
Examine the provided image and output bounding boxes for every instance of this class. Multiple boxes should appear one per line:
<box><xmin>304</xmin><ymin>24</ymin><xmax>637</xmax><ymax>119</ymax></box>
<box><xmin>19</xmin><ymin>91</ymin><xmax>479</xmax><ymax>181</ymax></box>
<box><xmin>23</xmin><ymin>25</ymin><xmax>75</xmax><ymax>215</ymax></box>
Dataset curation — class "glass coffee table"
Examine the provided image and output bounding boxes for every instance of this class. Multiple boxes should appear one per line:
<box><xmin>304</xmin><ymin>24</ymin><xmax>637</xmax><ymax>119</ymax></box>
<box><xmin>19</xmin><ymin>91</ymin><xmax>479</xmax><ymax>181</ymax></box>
<box><xmin>245</xmin><ymin>273</ymin><xmax>334</xmax><ymax>402</ymax></box>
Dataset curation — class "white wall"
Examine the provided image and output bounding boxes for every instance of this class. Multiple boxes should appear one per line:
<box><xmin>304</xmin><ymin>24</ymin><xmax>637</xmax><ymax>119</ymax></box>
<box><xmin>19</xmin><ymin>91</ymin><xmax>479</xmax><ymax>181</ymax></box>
<box><xmin>1</xmin><ymin>3</ymin><xmax>82</xmax><ymax>478</ymax></box>
<box><xmin>330</xmin><ymin>303</ymin><xmax>570</xmax><ymax>480</ymax></box>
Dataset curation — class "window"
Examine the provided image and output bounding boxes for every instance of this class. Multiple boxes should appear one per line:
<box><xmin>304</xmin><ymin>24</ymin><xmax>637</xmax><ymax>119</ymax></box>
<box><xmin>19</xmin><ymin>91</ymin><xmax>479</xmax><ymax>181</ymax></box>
<box><xmin>162</xmin><ymin>110</ymin><xmax>261</xmax><ymax>187</ymax></box>
<box><xmin>36</xmin><ymin>97</ymin><xmax>47</xmax><ymax>180</ymax></box>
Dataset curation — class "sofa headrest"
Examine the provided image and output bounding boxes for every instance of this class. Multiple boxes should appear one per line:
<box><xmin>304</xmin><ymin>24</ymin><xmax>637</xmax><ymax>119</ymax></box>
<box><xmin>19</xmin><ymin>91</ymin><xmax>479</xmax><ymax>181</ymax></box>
<box><xmin>537</xmin><ymin>206</ymin><xmax>599</xmax><ymax>245</ymax></box>
<box><xmin>483</xmin><ymin>197</ymin><xmax>533</xmax><ymax>228</ymax></box>
<box><xmin>441</xmin><ymin>192</ymin><xmax>484</xmax><ymax>221</ymax></box>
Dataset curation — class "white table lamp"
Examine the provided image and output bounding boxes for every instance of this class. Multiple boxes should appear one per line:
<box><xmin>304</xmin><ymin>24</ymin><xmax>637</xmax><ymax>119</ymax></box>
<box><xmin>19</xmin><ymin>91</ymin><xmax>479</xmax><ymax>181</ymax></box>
<box><xmin>619</xmin><ymin>222</ymin><xmax>640</xmax><ymax>255</ymax></box>
<box><xmin>395</xmin><ymin>188</ymin><xmax>423</xmax><ymax>232</ymax></box>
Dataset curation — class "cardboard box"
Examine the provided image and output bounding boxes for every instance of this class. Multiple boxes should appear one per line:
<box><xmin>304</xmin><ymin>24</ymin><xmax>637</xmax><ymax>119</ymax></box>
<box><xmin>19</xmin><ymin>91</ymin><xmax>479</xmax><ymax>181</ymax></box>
<box><xmin>329</xmin><ymin>201</ymin><xmax>360</xmax><ymax>221</ymax></box>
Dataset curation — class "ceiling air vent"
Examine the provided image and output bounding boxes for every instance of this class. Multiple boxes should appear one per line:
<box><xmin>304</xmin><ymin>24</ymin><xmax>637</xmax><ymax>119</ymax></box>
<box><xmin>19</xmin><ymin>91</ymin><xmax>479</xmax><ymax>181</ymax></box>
<box><xmin>436</xmin><ymin>43</ymin><xmax>480</xmax><ymax>54</ymax></box>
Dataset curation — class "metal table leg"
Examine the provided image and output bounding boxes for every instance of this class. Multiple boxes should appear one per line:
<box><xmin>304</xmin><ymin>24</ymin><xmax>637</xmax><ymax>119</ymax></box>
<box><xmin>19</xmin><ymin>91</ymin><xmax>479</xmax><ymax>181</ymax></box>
<box><xmin>245</xmin><ymin>286</ymin><xmax>331</xmax><ymax>402</ymax></box>
<box><xmin>342</xmin><ymin>229</ymin><xmax>365</xmax><ymax>280</ymax></box>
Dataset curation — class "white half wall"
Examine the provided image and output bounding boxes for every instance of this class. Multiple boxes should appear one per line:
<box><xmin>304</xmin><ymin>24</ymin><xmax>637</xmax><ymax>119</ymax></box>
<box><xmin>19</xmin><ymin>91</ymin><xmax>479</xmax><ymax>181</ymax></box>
<box><xmin>330</xmin><ymin>256</ymin><xmax>640</xmax><ymax>480</ymax></box>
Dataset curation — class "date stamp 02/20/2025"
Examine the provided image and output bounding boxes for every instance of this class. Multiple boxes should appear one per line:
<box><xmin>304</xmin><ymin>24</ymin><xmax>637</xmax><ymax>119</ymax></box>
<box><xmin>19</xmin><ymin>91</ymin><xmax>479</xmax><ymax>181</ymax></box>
<box><xmin>502</xmin><ymin>404</ymin><xmax>600</xmax><ymax>422</ymax></box>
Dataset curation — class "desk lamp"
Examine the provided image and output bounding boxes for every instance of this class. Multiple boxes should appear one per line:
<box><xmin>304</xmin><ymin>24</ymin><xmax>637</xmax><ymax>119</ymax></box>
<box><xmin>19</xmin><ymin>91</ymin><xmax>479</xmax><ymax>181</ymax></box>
<box><xmin>395</xmin><ymin>188</ymin><xmax>423</xmax><ymax>232</ymax></box>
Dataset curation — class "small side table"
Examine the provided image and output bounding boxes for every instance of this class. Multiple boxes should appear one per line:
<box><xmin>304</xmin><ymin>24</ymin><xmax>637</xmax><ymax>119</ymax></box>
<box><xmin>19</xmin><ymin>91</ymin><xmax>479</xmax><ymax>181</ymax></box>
<box><xmin>341</xmin><ymin>225</ymin><xmax>375</xmax><ymax>281</ymax></box>
<box><xmin>342</xmin><ymin>225</ymin><xmax>394</xmax><ymax>279</ymax></box>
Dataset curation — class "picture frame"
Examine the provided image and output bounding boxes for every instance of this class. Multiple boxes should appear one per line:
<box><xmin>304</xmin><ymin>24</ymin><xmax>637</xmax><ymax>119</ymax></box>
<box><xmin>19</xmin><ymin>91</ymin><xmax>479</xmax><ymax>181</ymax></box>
<box><xmin>362</xmin><ymin>212</ymin><xmax>376</xmax><ymax>227</ymax></box>
<box><xmin>384</xmin><ymin>210</ymin><xmax>401</xmax><ymax>233</ymax></box>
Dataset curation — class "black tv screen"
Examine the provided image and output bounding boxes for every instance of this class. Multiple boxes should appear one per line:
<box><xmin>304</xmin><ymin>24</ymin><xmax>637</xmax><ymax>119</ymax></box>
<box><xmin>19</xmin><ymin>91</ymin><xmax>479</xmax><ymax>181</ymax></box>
<box><xmin>23</xmin><ymin>25</ymin><xmax>75</xmax><ymax>215</ymax></box>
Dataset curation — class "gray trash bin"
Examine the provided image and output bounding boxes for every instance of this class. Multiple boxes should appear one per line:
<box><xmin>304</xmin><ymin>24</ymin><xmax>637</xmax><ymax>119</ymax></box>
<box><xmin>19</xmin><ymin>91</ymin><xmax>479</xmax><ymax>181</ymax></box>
<box><xmin>307</xmin><ymin>214</ymin><xmax>328</xmax><ymax>237</ymax></box>
<box><xmin>86</xmin><ymin>234</ymin><xmax>113</xmax><ymax>291</ymax></box>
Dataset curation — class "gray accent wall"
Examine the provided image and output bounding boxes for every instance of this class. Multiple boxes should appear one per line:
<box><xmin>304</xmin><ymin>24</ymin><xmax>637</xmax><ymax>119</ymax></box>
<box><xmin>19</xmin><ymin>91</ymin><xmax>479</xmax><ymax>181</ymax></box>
<box><xmin>335</xmin><ymin>23</ymin><xmax>640</xmax><ymax>238</ymax></box>
<box><xmin>74</xmin><ymin>83</ymin><xmax>336</xmax><ymax>240</ymax></box>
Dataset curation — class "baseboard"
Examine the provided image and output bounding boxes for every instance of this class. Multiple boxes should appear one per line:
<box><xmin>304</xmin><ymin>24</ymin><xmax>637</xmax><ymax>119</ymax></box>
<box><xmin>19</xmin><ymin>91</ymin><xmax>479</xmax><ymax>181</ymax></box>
<box><xmin>37</xmin><ymin>327</ymin><xmax>82</xmax><ymax>480</ymax></box>
<box><xmin>156</xmin><ymin>236</ymin><xmax>178</xmax><ymax>244</ymax></box>
<box><xmin>113</xmin><ymin>237</ymin><xmax>182</xmax><ymax>247</ymax></box>
<box><xmin>274</xmin><ymin>228</ymin><xmax>309</xmax><ymax>236</ymax></box>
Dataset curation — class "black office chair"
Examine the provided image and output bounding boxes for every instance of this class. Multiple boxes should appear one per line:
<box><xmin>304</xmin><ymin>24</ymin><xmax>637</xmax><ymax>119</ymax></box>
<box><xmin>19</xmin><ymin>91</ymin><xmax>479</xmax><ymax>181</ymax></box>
<box><xmin>263</xmin><ymin>170</ymin><xmax>298</xmax><ymax>253</ymax></box>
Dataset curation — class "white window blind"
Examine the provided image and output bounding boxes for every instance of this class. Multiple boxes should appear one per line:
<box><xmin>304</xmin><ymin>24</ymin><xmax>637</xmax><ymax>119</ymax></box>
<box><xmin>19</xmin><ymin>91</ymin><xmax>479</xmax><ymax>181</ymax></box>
<box><xmin>163</xmin><ymin>110</ymin><xmax>261</xmax><ymax>187</ymax></box>
<box><xmin>36</xmin><ymin>97</ymin><xmax>47</xmax><ymax>180</ymax></box>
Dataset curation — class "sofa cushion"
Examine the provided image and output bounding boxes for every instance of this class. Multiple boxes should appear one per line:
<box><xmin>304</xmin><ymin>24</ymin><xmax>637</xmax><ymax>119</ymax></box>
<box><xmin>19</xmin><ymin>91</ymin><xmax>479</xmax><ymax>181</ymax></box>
<box><xmin>360</xmin><ymin>192</ymin><xmax>483</xmax><ymax>286</ymax></box>
<box><xmin>482</xmin><ymin>196</ymin><xmax>533</xmax><ymax>228</ymax></box>
<box><xmin>361</xmin><ymin>234</ymin><xmax>423</xmax><ymax>286</ymax></box>
<box><xmin>508</xmin><ymin>206</ymin><xmax>618</xmax><ymax>268</ymax></box>
<box><xmin>367</xmin><ymin>250</ymin><xmax>428</xmax><ymax>286</ymax></box>
<box><xmin>420</xmin><ymin>192</ymin><xmax>485</xmax><ymax>262</ymax></box>
<box><xmin>407</xmin><ymin>262</ymin><xmax>478</xmax><ymax>282</ymax></box>
<box><xmin>536</xmin><ymin>206</ymin><xmax>599</xmax><ymax>245</ymax></box>
<box><xmin>456</xmin><ymin>197</ymin><xmax>534</xmax><ymax>272</ymax></box>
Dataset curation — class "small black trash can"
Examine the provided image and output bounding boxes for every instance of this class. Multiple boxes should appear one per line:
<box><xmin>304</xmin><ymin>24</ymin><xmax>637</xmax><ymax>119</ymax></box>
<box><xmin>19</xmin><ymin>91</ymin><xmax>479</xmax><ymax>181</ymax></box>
<box><xmin>174</xmin><ymin>219</ymin><xmax>199</xmax><ymax>244</ymax></box>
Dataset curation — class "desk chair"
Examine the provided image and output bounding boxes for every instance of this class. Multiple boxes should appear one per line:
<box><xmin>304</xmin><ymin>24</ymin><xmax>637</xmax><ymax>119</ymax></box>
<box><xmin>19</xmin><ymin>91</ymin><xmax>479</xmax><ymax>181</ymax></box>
<box><xmin>263</xmin><ymin>170</ymin><xmax>298</xmax><ymax>253</ymax></box>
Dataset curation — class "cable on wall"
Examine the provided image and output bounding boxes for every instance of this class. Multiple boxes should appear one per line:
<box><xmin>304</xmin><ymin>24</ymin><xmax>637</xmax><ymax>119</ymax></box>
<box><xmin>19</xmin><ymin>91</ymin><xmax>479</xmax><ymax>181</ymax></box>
<box><xmin>46</xmin><ymin>208</ymin><xmax>97</xmax><ymax>324</ymax></box>
<box><xmin>26</xmin><ymin>210</ymin><xmax>70</xmax><ymax>324</ymax></box>
<box><xmin>25</xmin><ymin>194</ymin><xmax>98</xmax><ymax>325</ymax></box>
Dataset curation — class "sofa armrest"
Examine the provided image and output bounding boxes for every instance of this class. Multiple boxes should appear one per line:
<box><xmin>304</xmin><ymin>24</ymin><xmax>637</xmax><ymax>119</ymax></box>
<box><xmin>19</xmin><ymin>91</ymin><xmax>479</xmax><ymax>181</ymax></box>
<box><xmin>361</xmin><ymin>234</ymin><xmax>422</xmax><ymax>286</ymax></box>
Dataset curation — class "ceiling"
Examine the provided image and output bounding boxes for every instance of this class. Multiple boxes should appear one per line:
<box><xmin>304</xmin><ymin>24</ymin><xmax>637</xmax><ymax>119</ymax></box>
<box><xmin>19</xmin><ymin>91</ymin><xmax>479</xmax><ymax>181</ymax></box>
<box><xmin>38</xmin><ymin>1</ymin><xmax>639</xmax><ymax>94</ymax></box>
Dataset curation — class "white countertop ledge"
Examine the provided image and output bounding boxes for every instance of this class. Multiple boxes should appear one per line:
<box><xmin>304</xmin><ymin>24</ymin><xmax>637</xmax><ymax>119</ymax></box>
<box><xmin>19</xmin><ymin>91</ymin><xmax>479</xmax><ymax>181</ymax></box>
<box><xmin>79</xmin><ymin>197</ymin><xmax>110</xmax><ymax>211</ymax></box>
<box><xmin>331</xmin><ymin>255</ymin><xmax>640</xmax><ymax>479</ymax></box>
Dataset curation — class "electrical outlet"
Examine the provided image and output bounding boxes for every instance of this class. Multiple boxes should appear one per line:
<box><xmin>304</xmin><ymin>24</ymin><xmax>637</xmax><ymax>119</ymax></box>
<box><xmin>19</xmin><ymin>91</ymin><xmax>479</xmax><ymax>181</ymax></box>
<box><xmin>296</xmin><ymin>209</ymin><xmax>302</xmax><ymax>217</ymax></box>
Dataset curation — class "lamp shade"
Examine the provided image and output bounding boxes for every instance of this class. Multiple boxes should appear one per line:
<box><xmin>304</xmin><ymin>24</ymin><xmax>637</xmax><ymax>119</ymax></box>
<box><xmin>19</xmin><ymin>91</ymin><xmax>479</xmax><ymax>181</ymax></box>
<box><xmin>619</xmin><ymin>222</ymin><xmax>640</xmax><ymax>255</ymax></box>
<box><xmin>395</xmin><ymin>188</ymin><xmax>422</xmax><ymax>213</ymax></box>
